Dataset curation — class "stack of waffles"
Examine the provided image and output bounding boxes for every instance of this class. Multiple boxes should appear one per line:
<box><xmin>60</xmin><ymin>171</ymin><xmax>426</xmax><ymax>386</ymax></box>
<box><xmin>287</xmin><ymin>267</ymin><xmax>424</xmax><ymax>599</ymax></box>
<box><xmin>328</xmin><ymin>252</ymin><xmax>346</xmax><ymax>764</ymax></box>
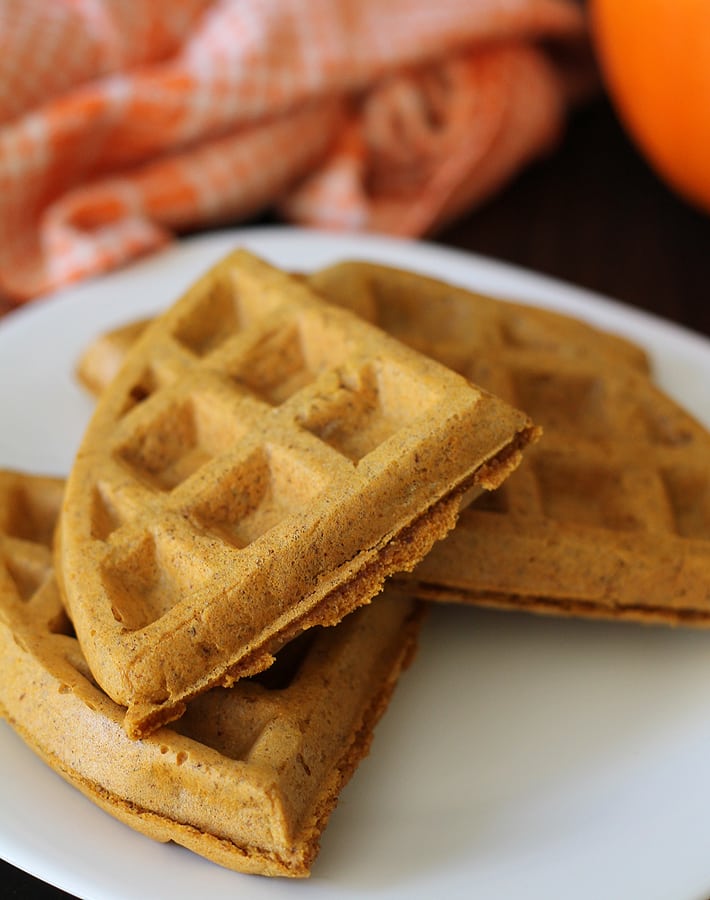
<box><xmin>1</xmin><ymin>249</ymin><xmax>709</xmax><ymax>878</ymax></box>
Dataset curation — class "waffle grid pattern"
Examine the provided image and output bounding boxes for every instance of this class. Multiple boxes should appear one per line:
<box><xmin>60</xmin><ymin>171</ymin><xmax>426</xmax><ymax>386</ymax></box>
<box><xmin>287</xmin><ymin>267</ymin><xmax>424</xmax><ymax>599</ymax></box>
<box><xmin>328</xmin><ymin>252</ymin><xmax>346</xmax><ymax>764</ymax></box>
<box><xmin>311</xmin><ymin>262</ymin><xmax>710</xmax><ymax>622</ymax></box>
<box><xmin>87</xmin><ymin>258</ymin><xmax>464</xmax><ymax>632</ymax></box>
<box><xmin>0</xmin><ymin>471</ymin><xmax>62</xmax><ymax>609</ymax></box>
<box><xmin>59</xmin><ymin>251</ymin><xmax>531</xmax><ymax>734</ymax></box>
<box><xmin>0</xmin><ymin>471</ymin><xmax>421</xmax><ymax>876</ymax></box>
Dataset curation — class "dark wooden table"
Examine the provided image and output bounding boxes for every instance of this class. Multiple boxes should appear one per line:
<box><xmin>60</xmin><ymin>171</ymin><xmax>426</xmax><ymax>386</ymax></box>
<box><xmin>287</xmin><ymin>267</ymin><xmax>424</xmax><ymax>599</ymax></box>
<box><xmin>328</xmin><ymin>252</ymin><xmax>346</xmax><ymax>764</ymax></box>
<box><xmin>3</xmin><ymin>93</ymin><xmax>710</xmax><ymax>898</ymax></box>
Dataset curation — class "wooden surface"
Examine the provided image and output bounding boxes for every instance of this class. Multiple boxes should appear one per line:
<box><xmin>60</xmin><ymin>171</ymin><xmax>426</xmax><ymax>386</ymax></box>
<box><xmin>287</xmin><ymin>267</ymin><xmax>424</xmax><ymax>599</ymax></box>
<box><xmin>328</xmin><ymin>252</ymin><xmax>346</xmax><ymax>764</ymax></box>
<box><xmin>3</xmin><ymin>93</ymin><xmax>710</xmax><ymax>899</ymax></box>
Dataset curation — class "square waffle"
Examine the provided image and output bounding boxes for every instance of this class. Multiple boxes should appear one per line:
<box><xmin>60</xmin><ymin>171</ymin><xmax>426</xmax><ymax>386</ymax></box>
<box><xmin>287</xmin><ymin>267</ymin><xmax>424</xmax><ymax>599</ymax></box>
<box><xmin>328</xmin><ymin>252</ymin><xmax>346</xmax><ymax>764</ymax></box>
<box><xmin>309</xmin><ymin>262</ymin><xmax>710</xmax><ymax>626</ymax></box>
<box><xmin>75</xmin><ymin>263</ymin><xmax>648</xmax><ymax>394</ymax></box>
<box><xmin>0</xmin><ymin>470</ymin><xmax>423</xmax><ymax>877</ymax></box>
<box><xmin>58</xmin><ymin>250</ymin><xmax>535</xmax><ymax>737</ymax></box>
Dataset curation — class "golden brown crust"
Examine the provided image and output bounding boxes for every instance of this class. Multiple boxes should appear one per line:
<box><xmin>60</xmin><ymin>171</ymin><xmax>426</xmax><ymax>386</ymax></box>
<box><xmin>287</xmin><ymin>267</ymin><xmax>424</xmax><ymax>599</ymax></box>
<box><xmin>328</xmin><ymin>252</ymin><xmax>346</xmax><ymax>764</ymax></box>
<box><xmin>0</xmin><ymin>469</ymin><xmax>426</xmax><ymax>877</ymax></box>
<box><xmin>312</xmin><ymin>262</ymin><xmax>710</xmax><ymax>627</ymax></box>
<box><xmin>73</xmin><ymin>258</ymin><xmax>710</xmax><ymax>628</ymax></box>
<box><xmin>58</xmin><ymin>250</ymin><xmax>534</xmax><ymax>737</ymax></box>
<box><xmin>404</xmin><ymin>367</ymin><xmax>710</xmax><ymax>624</ymax></box>
<box><xmin>411</xmin><ymin>585</ymin><xmax>710</xmax><ymax>627</ymax></box>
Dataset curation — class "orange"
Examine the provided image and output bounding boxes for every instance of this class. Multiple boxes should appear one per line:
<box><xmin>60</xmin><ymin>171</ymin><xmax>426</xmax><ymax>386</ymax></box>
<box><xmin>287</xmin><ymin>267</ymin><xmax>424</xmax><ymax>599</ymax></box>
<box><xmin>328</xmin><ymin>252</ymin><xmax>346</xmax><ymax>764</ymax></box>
<box><xmin>589</xmin><ymin>0</ymin><xmax>710</xmax><ymax>212</ymax></box>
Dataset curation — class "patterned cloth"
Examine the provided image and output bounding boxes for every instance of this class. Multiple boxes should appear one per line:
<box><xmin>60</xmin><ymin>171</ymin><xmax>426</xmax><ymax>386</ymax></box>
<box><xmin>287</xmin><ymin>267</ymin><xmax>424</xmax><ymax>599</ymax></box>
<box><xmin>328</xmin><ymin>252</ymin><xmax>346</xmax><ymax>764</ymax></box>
<box><xmin>0</xmin><ymin>0</ymin><xmax>587</xmax><ymax>302</ymax></box>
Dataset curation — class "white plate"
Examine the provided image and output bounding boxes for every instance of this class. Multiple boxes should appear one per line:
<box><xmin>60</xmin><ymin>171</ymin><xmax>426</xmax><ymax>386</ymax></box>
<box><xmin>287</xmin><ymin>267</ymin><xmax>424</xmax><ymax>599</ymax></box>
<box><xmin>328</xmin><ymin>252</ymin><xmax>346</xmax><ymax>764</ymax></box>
<box><xmin>2</xmin><ymin>227</ymin><xmax>710</xmax><ymax>900</ymax></box>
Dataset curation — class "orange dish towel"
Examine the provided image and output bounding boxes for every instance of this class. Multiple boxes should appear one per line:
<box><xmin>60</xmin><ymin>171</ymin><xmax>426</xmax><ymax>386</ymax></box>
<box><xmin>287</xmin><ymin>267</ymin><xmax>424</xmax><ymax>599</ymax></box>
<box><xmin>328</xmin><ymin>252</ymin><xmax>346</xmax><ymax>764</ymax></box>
<box><xmin>0</xmin><ymin>0</ymin><xmax>589</xmax><ymax>303</ymax></box>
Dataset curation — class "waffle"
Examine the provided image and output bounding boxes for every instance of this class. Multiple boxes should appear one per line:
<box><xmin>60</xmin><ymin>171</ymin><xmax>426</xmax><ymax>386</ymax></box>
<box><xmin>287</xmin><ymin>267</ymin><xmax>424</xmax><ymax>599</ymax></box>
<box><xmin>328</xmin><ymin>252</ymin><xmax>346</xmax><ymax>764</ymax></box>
<box><xmin>76</xmin><ymin>318</ymin><xmax>150</xmax><ymax>396</ymax></box>
<box><xmin>310</xmin><ymin>262</ymin><xmax>710</xmax><ymax>626</ymax></box>
<box><xmin>75</xmin><ymin>275</ymin><xmax>649</xmax><ymax>396</ymax></box>
<box><xmin>76</xmin><ymin>260</ymin><xmax>710</xmax><ymax>627</ymax></box>
<box><xmin>58</xmin><ymin>250</ymin><xmax>535</xmax><ymax>738</ymax></box>
<box><xmin>78</xmin><ymin>259</ymin><xmax>699</xmax><ymax>627</ymax></box>
<box><xmin>0</xmin><ymin>470</ymin><xmax>423</xmax><ymax>877</ymax></box>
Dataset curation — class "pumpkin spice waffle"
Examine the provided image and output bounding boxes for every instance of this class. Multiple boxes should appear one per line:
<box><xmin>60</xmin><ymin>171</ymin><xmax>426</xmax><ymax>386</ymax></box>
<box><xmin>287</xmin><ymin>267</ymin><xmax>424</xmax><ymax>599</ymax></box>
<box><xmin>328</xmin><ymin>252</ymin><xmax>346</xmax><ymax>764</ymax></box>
<box><xmin>308</xmin><ymin>262</ymin><xmax>651</xmax><ymax>377</ymax></box>
<box><xmin>0</xmin><ymin>470</ymin><xmax>423</xmax><ymax>877</ymax></box>
<box><xmin>78</xmin><ymin>260</ymin><xmax>707</xmax><ymax>626</ymax></box>
<box><xmin>309</xmin><ymin>262</ymin><xmax>710</xmax><ymax>626</ymax></box>
<box><xmin>58</xmin><ymin>250</ymin><xmax>536</xmax><ymax>738</ymax></box>
<box><xmin>75</xmin><ymin>263</ymin><xmax>649</xmax><ymax>396</ymax></box>
<box><xmin>76</xmin><ymin>318</ymin><xmax>150</xmax><ymax>397</ymax></box>
<box><xmin>75</xmin><ymin>270</ymin><xmax>650</xmax><ymax>396</ymax></box>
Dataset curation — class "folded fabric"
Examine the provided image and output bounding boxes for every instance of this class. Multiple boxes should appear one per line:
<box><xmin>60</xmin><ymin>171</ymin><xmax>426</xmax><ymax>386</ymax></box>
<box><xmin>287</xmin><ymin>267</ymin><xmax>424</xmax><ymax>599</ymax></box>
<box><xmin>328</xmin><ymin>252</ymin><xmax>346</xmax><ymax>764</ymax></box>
<box><xmin>0</xmin><ymin>0</ymin><xmax>589</xmax><ymax>303</ymax></box>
